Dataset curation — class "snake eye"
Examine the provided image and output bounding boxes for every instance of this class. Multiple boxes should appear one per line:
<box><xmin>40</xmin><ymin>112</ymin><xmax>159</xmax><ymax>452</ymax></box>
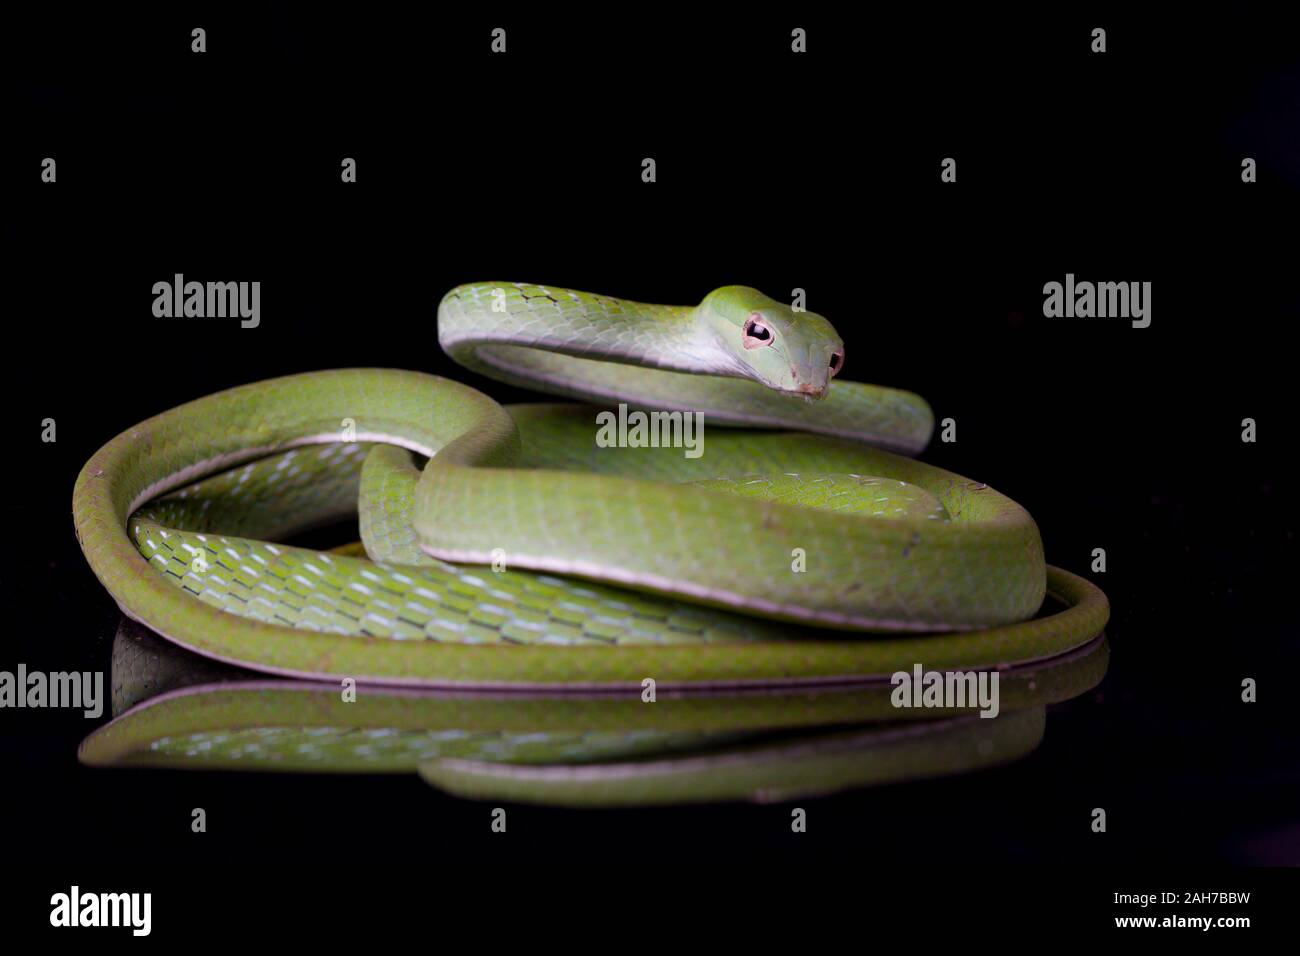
<box><xmin>828</xmin><ymin>350</ymin><xmax>844</xmax><ymax>377</ymax></box>
<box><xmin>743</xmin><ymin>314</ymin><xmax>774</xmax><ymax>349</ymax></box>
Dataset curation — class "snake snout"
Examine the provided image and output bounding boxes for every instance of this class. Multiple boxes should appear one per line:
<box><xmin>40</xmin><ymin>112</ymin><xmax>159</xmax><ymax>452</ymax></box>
<box><xmin>788</xmin><ymin>364</ymin><xmax>830</xmax><ymax>399</ymax></box>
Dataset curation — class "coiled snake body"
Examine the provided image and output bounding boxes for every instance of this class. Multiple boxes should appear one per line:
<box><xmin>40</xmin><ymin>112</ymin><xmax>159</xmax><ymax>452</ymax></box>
<box><xmin>73</xmin><ymin>283</ymin><xmax>1108</xmax><ymax>687</ymax></box>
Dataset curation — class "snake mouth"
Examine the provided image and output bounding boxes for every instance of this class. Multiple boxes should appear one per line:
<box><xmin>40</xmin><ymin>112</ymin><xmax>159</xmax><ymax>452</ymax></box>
<box><xmin>783</xmin><ymin>383</ymin><xmax>828</xmax><ymax>401</ymax></box>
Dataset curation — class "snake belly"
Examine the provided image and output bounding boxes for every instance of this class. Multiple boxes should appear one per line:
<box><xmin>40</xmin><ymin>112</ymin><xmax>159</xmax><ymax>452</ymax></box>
<box><xmin>72</xmin><ymin>282</ymin><xmax>1108</xmax><ymax>687</ymax></box>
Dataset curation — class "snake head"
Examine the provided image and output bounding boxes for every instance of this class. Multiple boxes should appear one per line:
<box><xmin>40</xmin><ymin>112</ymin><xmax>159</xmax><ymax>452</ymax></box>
<box><xmin>699</xmin><ymin>286</ymin><xmax>845</xmax><ymax>399</ymax></box>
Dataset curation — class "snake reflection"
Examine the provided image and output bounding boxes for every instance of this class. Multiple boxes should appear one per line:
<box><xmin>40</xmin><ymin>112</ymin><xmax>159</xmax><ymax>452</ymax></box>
<box><xmin>81</xmin><ymin>618</ymin><xmax>1108</xmax><ymax>806</ymax></box>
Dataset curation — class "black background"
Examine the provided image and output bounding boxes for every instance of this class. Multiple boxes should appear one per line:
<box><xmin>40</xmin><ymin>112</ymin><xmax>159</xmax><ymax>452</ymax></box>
<box><xmin>3</xmin><ymin>3</ymin><xmax>1297</xmax><ymax>933</ymax></box>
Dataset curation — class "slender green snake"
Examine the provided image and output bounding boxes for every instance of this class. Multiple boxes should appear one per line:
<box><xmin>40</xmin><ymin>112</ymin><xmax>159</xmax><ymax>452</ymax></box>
<box><xmin>72</xmin><ymin>282</ymin><xmax>1108</xmax><ymax>687</ymax></box>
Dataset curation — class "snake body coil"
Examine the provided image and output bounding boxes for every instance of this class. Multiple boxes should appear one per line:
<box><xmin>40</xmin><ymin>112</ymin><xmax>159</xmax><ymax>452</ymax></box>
<box><xmin>72</xmin><ymin>283</ymin><xmax>1108</xmax><ymax>687</ymax></box>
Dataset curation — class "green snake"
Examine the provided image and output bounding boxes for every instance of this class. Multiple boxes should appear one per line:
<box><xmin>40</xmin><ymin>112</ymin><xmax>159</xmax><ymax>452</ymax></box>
<box><xmin>72</xmin><ymin>282</ymin><xmax>1108</xmax><ymax>687</ymax></box>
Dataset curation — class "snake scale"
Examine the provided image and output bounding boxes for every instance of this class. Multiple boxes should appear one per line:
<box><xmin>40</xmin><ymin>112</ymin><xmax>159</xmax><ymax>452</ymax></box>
<box><xmin>72</xmin><ymin>283</ymin><xmax>1108</xmax><ymax>687</ymax></box>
